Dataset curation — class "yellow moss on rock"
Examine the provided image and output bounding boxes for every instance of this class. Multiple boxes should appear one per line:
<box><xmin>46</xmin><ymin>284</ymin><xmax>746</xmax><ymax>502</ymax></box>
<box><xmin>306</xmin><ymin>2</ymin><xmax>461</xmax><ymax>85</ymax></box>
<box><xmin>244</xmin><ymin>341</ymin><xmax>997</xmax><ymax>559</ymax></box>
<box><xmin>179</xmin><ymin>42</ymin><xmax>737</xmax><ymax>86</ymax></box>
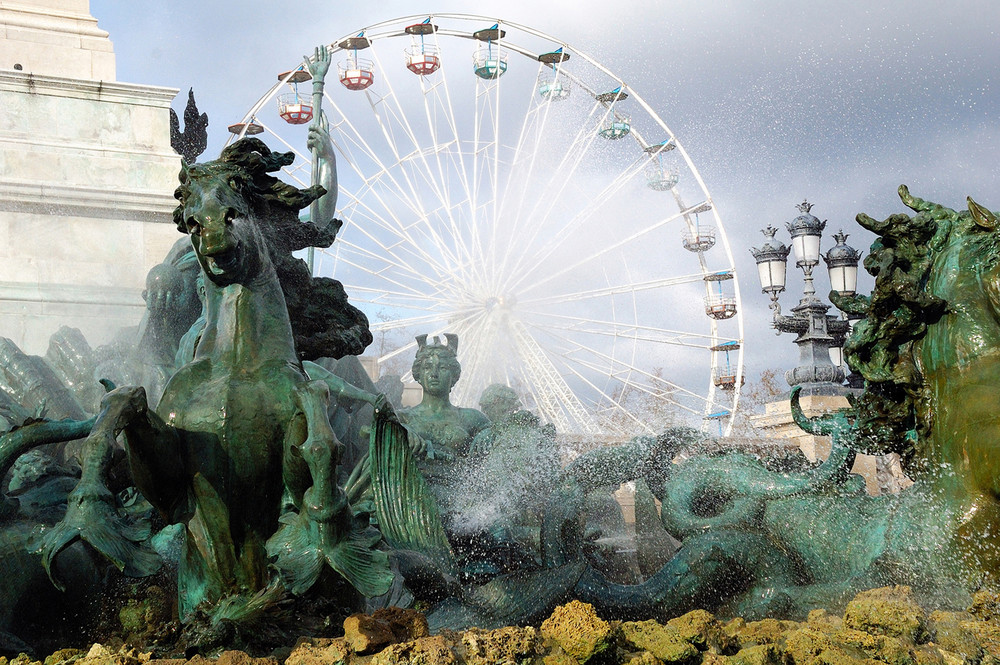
<box><xmin>541</xmin><ymin>601</ymin><xmax>614</xmax><ymax>663</ymax></box>
<box><xmin>461</xmin><ymin>626</ymin><xmax>543</xmax><ymax>665</ymax></box>
<box><xmin>808</xmin><ymin>610</ymin><xmax>844</xmax><ymax>633</ymax></box>
<box><xmin>43</xmin><ymin>649</ymin><xmax>83</xmax><ymax>665</ymax></box>
<box><xmin>667</xmin><ymin>610</ymin><xmax>737</xmax><ymax>654</ymax></box>
<box><xmin>626</xmin><ymin>652</ymin><xmax>666</xmax><ymax>665</ymax></box>
<box><xmin>369</xmin><ymin>635</ymin><xmax>457</xmax><ymax>665</ymax></box>
<box><xmin>926</xmin><ymin>611</ymin><xmax>981</xmax><ymax>663</ymax></box>
<box><xmin>783</xmin><ymin>627</ymin><xmax>872</xmax><ymax>665</ymax></box>
<box><xmin>730</xmin><ymin>619</ymin><xmax>791</xmax><ymax>648</ymax></box>
<box><xmin>545</xmin><ymin>651</ymin><xmax>582</xmax><ymax>665</ymax></box>
<box><xmin>7</xmin><ymin>655</ymin><xmax>40</xmax><ymax>665</ymax></box>
<box><xmin>284</xmin><ymin>636</ymin><xmax>350</xmax><ymax>665</ymax></box>
<box><xmin>731</xmin><ymin>644</ymin><xmax>783</xmax><ymax>665</ymax></box>
<box><xmin>619</xmin><ymin>620</ymin><xmax>698</xmax><ymax>664</ymax></box>
<box><xmin>912</xmin><ymin>645</ymin><xmax>948</xmax><ymax>665</ymax></box>
<box><xmin>835</xmin><ymin>628</ymin><xmax>914</xmax><ymax>665</ymax></box>
<box><xmin>959</xmin><ymin>621</ymin><xmax>1000</xmax><ymax>662</ymax></box>
<box><xmin>844</xmin><ymin>587</ymin><xmax>927</xmax><ymax>643</ymax></box>
<box><xmin>703</xmin><ymin>652</ymin><xmax>732</xmax><ymax>665</ymax></box>
<box><xmin>969</xmin><ymin>592</ymin><xmax>1000</xmax><ymax>624</ymax></box>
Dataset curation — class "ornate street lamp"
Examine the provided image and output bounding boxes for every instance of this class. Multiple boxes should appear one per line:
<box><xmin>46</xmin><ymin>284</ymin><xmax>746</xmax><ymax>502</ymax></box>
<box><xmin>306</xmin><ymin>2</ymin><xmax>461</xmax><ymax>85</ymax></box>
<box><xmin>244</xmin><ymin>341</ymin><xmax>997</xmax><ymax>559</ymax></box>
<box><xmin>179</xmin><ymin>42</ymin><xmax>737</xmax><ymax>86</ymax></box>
<box><xmin>750</xmin><ymin>226</ymin><xmax>790</xmax><ymax>309</ymax></box>
<box><xmin>824</xmin><ymin>230</ymin><xmax>863</xmax><ymax>386</ymax></box>
<box><xmin>750</xmin><ymin>201</ymin><xmax>861</xmax><ymax>393</ymax></box>
<box><xmin>787</xmin><ymin>202</ymin><xmax>825</xmax><ymax>266</ymax></box>
<box><xmin>824</xmin><ymin>231</ymin><xmax>862</xmax><ymax>297</ymax></box>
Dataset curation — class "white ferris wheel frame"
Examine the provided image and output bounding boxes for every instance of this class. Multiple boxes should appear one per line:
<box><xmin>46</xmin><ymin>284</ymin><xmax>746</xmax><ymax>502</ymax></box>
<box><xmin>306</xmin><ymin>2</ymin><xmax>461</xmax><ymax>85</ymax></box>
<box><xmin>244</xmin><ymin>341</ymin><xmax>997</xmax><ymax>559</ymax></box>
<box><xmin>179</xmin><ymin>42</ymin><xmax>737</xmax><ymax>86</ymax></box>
<box><xmin>229</xmin><ymin>13</ymin><xmax>746</xmax><ymax>437</ymax></box>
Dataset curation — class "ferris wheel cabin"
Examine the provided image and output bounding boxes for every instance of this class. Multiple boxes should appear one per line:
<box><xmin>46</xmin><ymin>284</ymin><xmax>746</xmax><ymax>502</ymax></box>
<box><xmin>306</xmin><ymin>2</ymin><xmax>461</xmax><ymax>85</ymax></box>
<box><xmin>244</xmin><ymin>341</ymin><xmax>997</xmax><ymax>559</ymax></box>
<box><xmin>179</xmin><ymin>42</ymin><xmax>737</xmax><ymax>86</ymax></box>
<box><xmin>276</xmin><ymin>69</ymin><xmax>313</xmax><ymax>124</ymax></box>
<box><xmin>338</xmin><ymin>34</ymin><xmax>375</xmax><ymax>90</ymax></box>
<box><xmin>704</xmin><ymin>270</ymin><xmax>737</xmax><ymax>320</ymax></box>
<box><xmin>644</xmin><ymin>140</ymin><xmax>679</xmax><ymax>190</ymax></box>
<box><xmin>711</xmin><ymin>341</ymin><xmax>743</xmax><ymax>390</ymax></box>
<box><xmin>683</xmin><ymin>201</ymin><xmax>717</xmax><ymax>252</ymax></box>
<box><xmin>473</xmin><ymin>24</ymin><xmax>507</xmax><ymax>79</ymax></box>
<box><xmin>405</xmin><ymin>21</ymin><xmax>441</xmax><ymax>75</ymax></box>
<box><xmin>227</xmin><ymin>120</ymin><xmax>264</xmax><ymax>136</ymax></box>
<box><xmin>537</xmin><ymin>49</ymin><xmax>571</xmax><ymax>100</ymax></box>
<box><xmin>596</xmin><ymin>88</ymin><xmax>630</xmax><ymax>139</ymax></box>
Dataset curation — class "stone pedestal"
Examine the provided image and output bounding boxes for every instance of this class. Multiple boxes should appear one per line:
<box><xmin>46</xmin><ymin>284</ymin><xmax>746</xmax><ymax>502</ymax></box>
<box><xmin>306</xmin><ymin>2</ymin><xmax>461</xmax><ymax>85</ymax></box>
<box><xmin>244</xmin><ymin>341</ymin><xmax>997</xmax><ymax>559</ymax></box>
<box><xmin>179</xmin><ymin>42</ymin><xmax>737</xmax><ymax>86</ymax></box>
<box><xmin>0</xmin><ymin>1</ymin><xmax>181</xmax><ymax>354</ymax></box>
<box><xmin>0</xmin><ymin>1</ymin><xmax>116</xmax><ymax>80</ymax></box>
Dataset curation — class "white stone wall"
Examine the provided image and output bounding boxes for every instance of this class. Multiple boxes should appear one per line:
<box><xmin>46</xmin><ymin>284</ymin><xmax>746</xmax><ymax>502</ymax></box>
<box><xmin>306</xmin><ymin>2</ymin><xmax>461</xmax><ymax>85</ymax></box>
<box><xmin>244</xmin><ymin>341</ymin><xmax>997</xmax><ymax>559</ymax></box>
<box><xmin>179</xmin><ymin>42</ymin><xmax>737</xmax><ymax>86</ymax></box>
<box><xmin>0</xmin><ymin>1</ymin><xmax>115</xmax><ymax>80</ymax></box>
<box><xmin>0</xmin><ymin>2</ymin><xmax>183</xmax><ymax>354</ymax></box>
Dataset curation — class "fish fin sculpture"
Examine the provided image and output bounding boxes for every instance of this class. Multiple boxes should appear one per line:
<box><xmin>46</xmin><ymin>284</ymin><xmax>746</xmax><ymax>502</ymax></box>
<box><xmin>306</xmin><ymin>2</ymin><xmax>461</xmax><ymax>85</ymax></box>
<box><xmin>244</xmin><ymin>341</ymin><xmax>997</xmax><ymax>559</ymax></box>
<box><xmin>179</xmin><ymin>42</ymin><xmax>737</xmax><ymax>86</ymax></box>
<box><xmin>40</xmin><ymin>481</ymin><xmax>161</xmax><ymax>589</ymax></box>
<box><xmin>267</xmin><ymin>381</ymin><xmax>393</xmax><ymax>598</ymax></box>
<box><xmin>369</xmin><ymin>402</ymin><xmax>453</xmax><ymax>569</ymax></box>
<box><xmin>37</xmin><ymin>388</ymin><xmax>162</xmax><ymax>590</ymax></box>
<box><xmin>40</xmin><ymin>483</ymin><xmax>160</xmax><ymax>585</ymax></box>
<box><xmin>267</xmin><ymin>508</ymin><xmax>391</xmax><ymax>597</ymax></box>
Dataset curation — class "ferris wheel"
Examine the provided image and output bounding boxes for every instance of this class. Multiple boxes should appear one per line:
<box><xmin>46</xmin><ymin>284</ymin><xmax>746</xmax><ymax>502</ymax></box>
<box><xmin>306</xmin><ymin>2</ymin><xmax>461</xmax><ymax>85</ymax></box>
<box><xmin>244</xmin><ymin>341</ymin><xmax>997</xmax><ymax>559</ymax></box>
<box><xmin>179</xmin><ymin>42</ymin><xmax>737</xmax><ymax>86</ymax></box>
<box><xmin>229</xmin><ymin>14</ymin><xmax>745</xmax><ymax>437</ymax></box>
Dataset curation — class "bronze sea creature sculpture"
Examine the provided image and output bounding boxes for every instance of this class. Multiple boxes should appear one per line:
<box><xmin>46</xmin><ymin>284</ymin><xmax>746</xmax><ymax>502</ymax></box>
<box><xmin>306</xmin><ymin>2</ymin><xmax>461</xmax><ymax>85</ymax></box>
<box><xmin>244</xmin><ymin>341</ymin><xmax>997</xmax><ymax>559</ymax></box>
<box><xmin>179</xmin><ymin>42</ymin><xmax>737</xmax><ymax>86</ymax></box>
<box><xmin>32</xmin><ymin>137</ymin><xmax>393</xmax><ymax>624</ymax></box>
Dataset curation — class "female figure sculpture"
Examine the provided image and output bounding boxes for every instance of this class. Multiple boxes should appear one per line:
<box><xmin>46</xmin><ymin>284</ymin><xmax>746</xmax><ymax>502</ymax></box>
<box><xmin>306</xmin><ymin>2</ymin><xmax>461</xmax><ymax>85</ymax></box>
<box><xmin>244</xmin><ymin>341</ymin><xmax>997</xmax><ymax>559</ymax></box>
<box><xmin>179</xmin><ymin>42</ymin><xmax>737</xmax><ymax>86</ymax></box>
<box><xmin>397</xmin><ymin>334</ymin><xmax>489</xmax><ymax>475</ymax></box>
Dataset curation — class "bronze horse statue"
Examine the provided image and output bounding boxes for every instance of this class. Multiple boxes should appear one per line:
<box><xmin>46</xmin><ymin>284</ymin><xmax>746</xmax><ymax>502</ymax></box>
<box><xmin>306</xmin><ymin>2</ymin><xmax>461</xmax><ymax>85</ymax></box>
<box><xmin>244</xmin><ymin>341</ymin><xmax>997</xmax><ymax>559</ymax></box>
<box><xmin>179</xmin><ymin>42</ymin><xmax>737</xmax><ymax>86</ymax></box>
<box><xmin>36</xmin><ymin>139</ymin><xmax>392</xmax><ymax>623</ymax></box>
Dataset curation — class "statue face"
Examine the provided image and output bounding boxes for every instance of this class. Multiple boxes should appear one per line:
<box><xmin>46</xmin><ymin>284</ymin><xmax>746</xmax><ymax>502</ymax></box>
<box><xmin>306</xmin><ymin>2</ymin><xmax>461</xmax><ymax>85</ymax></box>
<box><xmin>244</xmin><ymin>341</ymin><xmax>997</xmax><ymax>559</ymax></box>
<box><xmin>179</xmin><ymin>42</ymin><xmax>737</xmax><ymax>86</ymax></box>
<box><xmin>418</xmin><ymin>352</ymin><xmax>457</xmax><ymax>398</ymax></box>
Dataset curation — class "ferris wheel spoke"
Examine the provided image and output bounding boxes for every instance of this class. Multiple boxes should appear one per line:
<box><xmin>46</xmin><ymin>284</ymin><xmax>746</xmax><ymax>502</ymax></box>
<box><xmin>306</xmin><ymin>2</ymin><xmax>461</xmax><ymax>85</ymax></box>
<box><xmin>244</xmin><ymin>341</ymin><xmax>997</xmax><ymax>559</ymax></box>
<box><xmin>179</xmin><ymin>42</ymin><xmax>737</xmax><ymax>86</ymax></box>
<box><xmin>506</xmin><ymin>320</ymin><xmax>600</xmax><ymax>433</ymax></box>
<box><xmin>334</xmin><ymin>211</ymin><xmax>449</xmax><ymax>278</ymax></box>
<box><xmin>554</xmin><ymin>359</ymin><xmax>654</xmax><ymax>433</ymax></box>
<box><xmin>333</xmin><ymin>206</ymin><xmax>455</xmax><ymax>282</ymax></box>
<box><xmin>330</xmin><ymin>245</ymin><xmax>460</xmax><ymax>302</ymax></box>
<box><xmin>343</xmin><ymin>290</ymin><xmax>457</xmax><ymax>313</ymax></box>
<box><xmin>422</xmin><ymin>30</ymin><xmax>489</xmax><ymax>275</ymax></box>
<box><xmin>512</xmin><ymin>207</ymin><xmax>694</xmax><ymax>297</ymax></box>
<box><xmin>528</xmin><ymin>313</ymin><xmax>730</xmax><ymax>350</ymax></box>
<box><xmin>525</xmin><ymin>320</ymin><xmax>716</xmax><ymax>412</ymax></box>
<box><xmin>450</xmin><ymin>317</ymin><xmax>499</xmax><ymax>406</ymax></box>
<box><xmin>486</xmin><ymin>25</ymin><xmax>507</xmax><ymax>275</ymax></box>
<box><xmin>499</xmin><ymin>112</ymin><xmax>638</xmax><ymax>288</ymax></box>
<box><xmin>335</xmin><ymin>170</ymin><xmax>456</xmax><ymax>278</ymax></box>
<box><xmin>324</xmin><ymin>95</ymin><xmax>469</xmax><ymax>275</ymax></box>
<box><xmin>496</xmin><ymin>61</ymin><xmax>570</xmax><ymax>258</ymax></box>
<box><xmin>519</xmin><ymin>273</ymin><xmax>707</xmax><ymax>307</ymax></box>
<box><xmin>501</xmin><ymin>151</ymin><xmax>650</xmax><ymax>294</ymax></box>
<box><xmin>337</xmin><ymin>187</ymin><xmax>471</xmax><ymax>280</ymax></box>
<box><xmin>361</xmin><ymin>49</ymin><xmax>477</xmax><ymax>279</ymax></box>
<box><xmin>518</xmin><ymin>337</ymin><xmax>645</xmax><ymax>433</ymax></box>
<box><xmin>369</xmin><ymin>307</ymin><xmax>476</xmax><ymax>333</ymax></box>
<box><xmin>557</xmin><ymin>350</ymin><xmax>707</xmax><ymax>419</ymax></box>
<box><xmin>335</xmin><ymin>262</ymin><xmax>459</xmax><ymax>304</ymax></box>
<box><xmin>370</xmin><ymin>60</ymin><xmax>482</xmax><ymax>286</ymax></box>
<box><xmin>471</xmin><ymin>50</ymin><xmax>508</xmax><ymax>273</ymax></box>
<box><xmin>510</xmin><ymin>97</ymin><xmax>617</xmax><ymax>240</ymax></box>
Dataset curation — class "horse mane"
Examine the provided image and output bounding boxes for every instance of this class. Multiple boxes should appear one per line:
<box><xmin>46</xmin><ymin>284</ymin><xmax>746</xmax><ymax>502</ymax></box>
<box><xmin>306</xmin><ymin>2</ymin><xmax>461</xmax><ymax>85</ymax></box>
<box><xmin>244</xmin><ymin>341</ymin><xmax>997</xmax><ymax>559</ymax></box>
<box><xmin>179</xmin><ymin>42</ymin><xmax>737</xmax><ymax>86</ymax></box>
<box><xmin>173</xmin><ymin>138</ymin><xmax>373</xmax><ymax>361</ymax></box>
<box><xmin>834</xmin><ymin>186</ymin><xmax>953</xmax><ymax>464</ymax></box>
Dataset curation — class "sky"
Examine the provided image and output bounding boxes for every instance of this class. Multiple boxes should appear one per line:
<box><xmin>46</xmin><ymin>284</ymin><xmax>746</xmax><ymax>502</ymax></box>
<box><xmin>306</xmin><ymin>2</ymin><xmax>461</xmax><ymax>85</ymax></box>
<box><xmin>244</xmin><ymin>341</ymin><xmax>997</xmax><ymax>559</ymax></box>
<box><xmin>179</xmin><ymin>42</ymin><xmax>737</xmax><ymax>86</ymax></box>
<box><xmin>89</xmin><ymin>0</ymin><xmax>1000</xmax><ymax>404</ymax></box>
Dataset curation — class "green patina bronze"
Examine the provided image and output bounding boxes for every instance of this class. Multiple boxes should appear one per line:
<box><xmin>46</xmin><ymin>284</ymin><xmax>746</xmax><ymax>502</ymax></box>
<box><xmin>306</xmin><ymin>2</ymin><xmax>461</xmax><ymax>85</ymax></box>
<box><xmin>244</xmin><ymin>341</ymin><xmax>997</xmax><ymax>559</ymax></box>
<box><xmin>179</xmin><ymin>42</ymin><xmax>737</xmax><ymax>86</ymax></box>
<box><xmin>396</xmin><ymin>334</ymin><xmax>490</xmax><ymax>467</ymax></box>
<box><xmin>13</xmin><ymin>135</ymin><xmax>392</xmax><ymax>627</ymax></box>
<box><xmin>8</xmin><ymin>110</ymin><xmax>1000</xmax><ymax>655</ymax></box>
<box><xmin>843</xmin><ymin>187</ymin><xmax>1000</xmax><ymax>584</ymax></box>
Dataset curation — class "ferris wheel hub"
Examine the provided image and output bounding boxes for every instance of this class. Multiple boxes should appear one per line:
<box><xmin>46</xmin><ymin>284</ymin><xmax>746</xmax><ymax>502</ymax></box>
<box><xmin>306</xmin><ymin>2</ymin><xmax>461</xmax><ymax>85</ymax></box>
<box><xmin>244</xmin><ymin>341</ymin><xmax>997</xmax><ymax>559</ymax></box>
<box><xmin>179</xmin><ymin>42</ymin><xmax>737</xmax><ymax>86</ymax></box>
<box><xmin>484</xmin><ymin>294</ymin><xmax>517</xmax><ymax>310</ymax></box>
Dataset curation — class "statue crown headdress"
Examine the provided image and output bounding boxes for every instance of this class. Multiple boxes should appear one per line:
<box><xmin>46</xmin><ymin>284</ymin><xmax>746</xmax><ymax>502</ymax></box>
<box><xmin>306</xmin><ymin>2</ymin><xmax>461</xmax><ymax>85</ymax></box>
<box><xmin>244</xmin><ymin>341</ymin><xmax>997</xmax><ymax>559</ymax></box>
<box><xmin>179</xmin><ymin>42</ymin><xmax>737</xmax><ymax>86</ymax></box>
<box><xmin>415</xmin><ymin>333</ymin><xmax>459</xmax><ymax>354</ymax></box>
